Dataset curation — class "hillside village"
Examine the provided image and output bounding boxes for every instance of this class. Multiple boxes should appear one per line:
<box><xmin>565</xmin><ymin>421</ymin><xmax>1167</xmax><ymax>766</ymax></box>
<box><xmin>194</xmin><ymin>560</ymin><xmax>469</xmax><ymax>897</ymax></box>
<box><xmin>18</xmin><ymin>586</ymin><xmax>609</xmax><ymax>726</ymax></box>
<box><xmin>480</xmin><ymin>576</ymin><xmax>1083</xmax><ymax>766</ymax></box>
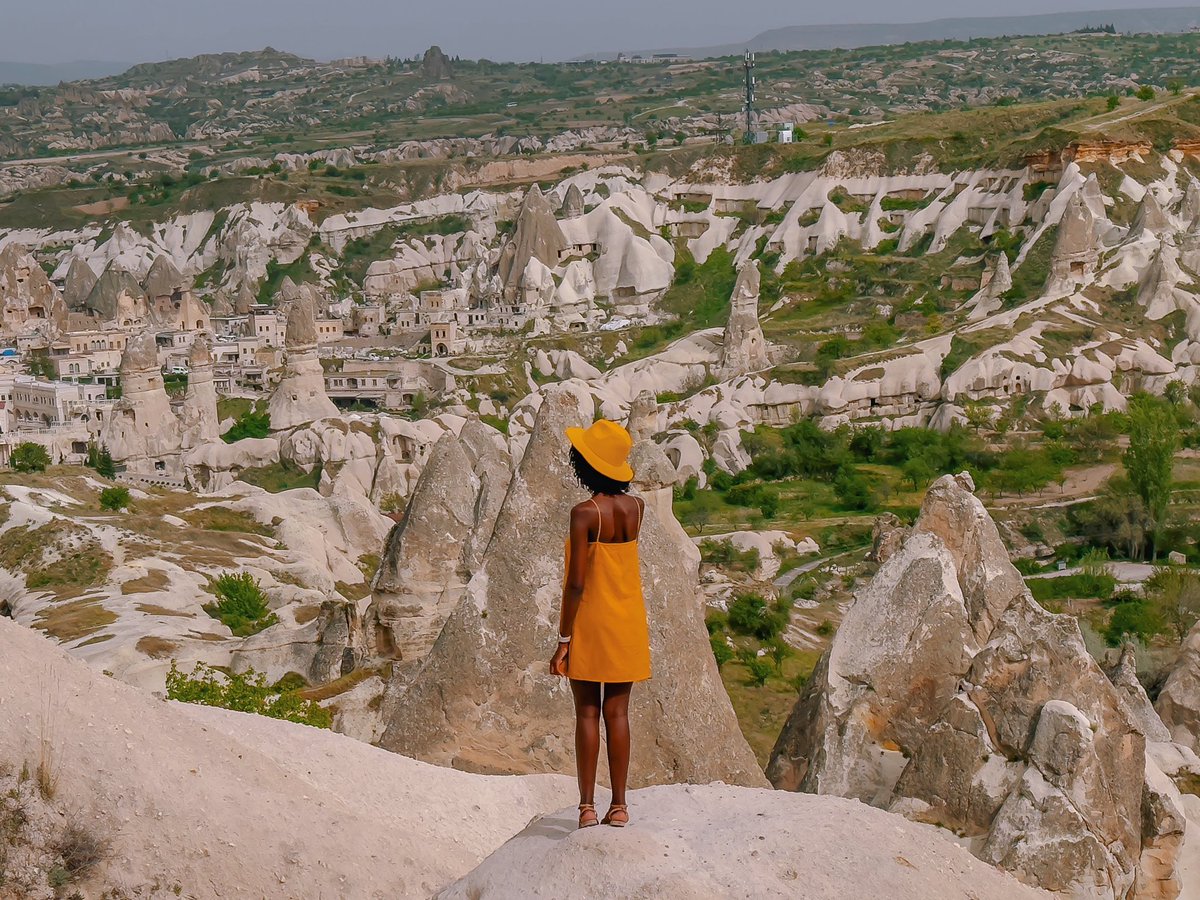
<box><xmin>3</xmin><ymin>22</ymin><xmax>1200</xmax><ymax>900</ymax></box>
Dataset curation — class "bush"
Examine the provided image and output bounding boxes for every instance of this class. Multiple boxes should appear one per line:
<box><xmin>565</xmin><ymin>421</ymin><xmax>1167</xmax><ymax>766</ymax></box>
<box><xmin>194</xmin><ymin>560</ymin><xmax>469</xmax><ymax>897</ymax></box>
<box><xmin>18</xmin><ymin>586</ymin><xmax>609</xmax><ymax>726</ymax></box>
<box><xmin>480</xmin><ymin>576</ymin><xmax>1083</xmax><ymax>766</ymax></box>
<box><xmin>728</xmin><ymin>592</ymin><xmax>789</xmax><ymax>641</ymax></box>
<box><xmin>833</xmin><ymin>471</ymin><xmax>877</xmax><ymax>511</ymax></box>
<box><xmin>222</xmin><ymin>409</ymin><xmax>271</xmax><ymax>443</ymax></box>
<box><xmin>699</xmin><ymin>540</ymin><xmax>760</xmax><ymax>573</ymax></box>
<box><xmin>710</xmin><ymin>634</ymin><xmax>734</xmax><ymax>669</ymax></box>
<box><xmin>166</xmin><ymin>661</ymin><xmax>331</xmax><ymax>728</ymax></box>
<box><xmin>1103</xmin><ymin>600</ymin><xmax>1163</xmax><ymax>647</ymax></box>
<box><xmin>737</xmin><ymin>648</ymin><xmax>774</xmax><ymax>687</ymax></box>
<box><xmin>98</xmin><ymin>486</ymin><xmax>130</xmax><ymax>511</ymax></box>
<box><xmin>10</xmin><ymin>442</ymin><xmax>50</xmax><ymax>473</ymax></box>
<box><xmin>203</xmin><ymin>573</ymin><xmax>278</xmax><ymax>636</ymax></box>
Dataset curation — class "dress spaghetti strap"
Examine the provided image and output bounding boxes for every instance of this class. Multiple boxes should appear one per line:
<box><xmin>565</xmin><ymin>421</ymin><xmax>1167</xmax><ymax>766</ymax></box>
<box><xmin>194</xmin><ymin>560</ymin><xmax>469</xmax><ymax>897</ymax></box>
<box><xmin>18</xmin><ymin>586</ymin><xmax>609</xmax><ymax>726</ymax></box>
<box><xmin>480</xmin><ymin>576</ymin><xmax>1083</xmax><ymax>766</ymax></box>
<box><xmin>589</xmin><ymin>496</ymin><xmax>602</xmax><ymax>542</ymax></box>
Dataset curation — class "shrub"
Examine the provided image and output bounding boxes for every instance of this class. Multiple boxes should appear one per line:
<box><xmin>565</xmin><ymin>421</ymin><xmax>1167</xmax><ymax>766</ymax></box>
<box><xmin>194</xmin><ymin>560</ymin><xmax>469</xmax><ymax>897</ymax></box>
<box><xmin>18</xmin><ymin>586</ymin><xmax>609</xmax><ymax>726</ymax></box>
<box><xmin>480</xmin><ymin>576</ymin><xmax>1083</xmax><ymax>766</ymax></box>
<box><xmin>98</xmin><ymin>486</ymin><xmax>130</xmax><ymax>512</ymax></box>
<box><xmin>10</xmin><ymin>442</ymin><xmax>50</xmax><ymax>473</ymax></box>
<box><xmin>710</xmin><ymin>634</ymin><xmax>734</xmax><ymax>669</ymax></box>
<box><xmin>833</xmin><ymin>471</ymin><xmax>876</xmax><ymax>511</ymax></box>
<box><xmin>222</xmin><ymin>409</ymin><xmax>271</xmax><ymax>443</ymax></box>
<box><xmin>1103</xmin><ymin>600</ymin><xmax>1163</xmax><ymax>647</ymax></box>
<box><xmin>737</xmin><ymin>648</ymin><xmax>773</xmax><ymax>687</ymax></box>
<box><xmin>166</xmin><ymin>661</ymin><xmax>331</xmax><ymax>728</ymax></box>
<box><xmin>728</xmin><ymin>592</ymin><xmax>789</xmax><ymax>641</ymax></box>
<box><xmin>699</xmin><ymin>540</ymin><xmax>760</xmax><ymax>573</ymax></box>
<box><xmin>1135</xmin><ymin>85</ymin><xmax>1155</xmax><ymax>101</ymax></box>
<box><xmin>203</xmin><ymin>573</ymin><xmax>278</xmax><ymax>636</ymax></box>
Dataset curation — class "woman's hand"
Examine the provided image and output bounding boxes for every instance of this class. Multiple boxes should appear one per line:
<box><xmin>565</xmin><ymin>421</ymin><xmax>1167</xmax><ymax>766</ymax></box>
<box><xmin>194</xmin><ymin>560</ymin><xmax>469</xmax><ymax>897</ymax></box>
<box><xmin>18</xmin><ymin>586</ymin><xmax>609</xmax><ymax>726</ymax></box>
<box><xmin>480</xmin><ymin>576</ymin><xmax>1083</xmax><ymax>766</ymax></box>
<box><xmin>549</xmin><ymin>642</ymin><xmax>569</xmax><ymax>677</ymax></box>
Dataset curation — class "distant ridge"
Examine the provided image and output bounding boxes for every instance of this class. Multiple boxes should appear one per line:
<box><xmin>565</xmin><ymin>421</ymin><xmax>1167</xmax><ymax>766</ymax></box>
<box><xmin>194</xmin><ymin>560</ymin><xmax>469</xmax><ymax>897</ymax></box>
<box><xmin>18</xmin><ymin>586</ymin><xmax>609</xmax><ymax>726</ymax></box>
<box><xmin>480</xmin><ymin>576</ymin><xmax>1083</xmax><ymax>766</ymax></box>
<box><xmin>583</xmin><ymin>6</ymin><xmax>1200</xmax><ymax>60</ymax></box>
<box><xmin>0</xmin><ymin>60</ymin><xmax>130</xmax><ymax>86</ymax></box>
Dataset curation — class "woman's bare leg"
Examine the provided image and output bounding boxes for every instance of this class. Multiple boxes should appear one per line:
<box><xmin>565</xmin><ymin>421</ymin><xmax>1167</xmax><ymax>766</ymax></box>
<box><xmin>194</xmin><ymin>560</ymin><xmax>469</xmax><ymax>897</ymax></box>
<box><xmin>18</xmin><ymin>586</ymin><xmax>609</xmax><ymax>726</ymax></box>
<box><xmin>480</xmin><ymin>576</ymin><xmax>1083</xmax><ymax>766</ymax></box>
<box><xmin>570</xmin><ymin>679</ymin><xmax>602</xmax><ymax>805</ymax></box>
<box><xmin>601</xmin><ymin>682</ymin><xmax>633</xmax><ymax>807</ymax></box>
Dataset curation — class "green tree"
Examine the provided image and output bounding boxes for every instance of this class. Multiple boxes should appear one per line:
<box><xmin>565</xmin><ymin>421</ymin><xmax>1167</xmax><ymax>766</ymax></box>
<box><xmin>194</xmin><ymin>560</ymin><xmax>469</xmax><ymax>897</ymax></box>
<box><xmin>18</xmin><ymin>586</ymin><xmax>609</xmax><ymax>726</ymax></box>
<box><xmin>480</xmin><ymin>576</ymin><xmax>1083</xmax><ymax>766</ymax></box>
<box><xmin>1143</xmin><ymin>566</ymin><xmax>1200</xmax><ymax>642</ymax></box>
<box><xmin>222</xmin><ymin>409</ymin><xmax>271</xmax><ymax>443</ymax></box>
<box><xmin>767</xmin><ymin>638</ymin><xmax>792</xmax><ymax>675</ymax></box>
<box><xmin>1123</xmin><ymin>396</ymin><xmax>1178</xmax><ymax>558</ymax></box>
<box><xmin>11</xmin><ymin>442</ymin><xmax>50</xmax><ymax>473</ymax></box>
<box><xmin>86</xmin><ymin>442</ymin><xmax>117</xmax><ymax>478</ymax></box>
<box><xmin>737</xmin><ymin>648</ymin><xmax>773</xmax><ymax>687</ymax></box>
<box><xmin>1106</xmin><ymin>94</ymin><xmax>1120</xmax><ymax>111</ymax></box>
<box><xmin>1103</xmin><ymin>600</ymin><xmax>1163</xmax><ymax>647</ymax></box>
<box><xmin>99</xmin><ymin>486</ymin><xmax>130</xmax><ymax>511</ymax></box>
<box><xmin>1135</xmin><ymin>85</ymin><xmax>1155</xmax><ymax>101</ymax></box>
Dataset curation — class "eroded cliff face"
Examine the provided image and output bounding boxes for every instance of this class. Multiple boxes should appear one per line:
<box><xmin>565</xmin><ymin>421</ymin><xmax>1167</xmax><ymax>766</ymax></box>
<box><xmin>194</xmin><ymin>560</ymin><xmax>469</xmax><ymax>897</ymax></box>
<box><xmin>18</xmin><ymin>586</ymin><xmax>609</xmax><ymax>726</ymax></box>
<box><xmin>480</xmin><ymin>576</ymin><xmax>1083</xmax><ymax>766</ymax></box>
<box><xmin>375</xmin><ymin>385</ymin><xmax>764</xmax><ymax>788</ymax></box>
<box><xmin>768</xmin><ymin>474</ymin><xmax>1193</xmax><ymax>899</ymax></box>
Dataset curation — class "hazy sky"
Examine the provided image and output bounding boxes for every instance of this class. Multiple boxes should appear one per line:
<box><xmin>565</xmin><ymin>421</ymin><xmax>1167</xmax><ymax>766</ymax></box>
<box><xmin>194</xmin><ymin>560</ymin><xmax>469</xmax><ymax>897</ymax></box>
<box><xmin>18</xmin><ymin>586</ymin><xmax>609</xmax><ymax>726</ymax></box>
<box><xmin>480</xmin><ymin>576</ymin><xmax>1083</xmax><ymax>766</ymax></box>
<box><xmin>1</xmin><ymin>0</ymin><xmax>1193</xmax><ymax>63</ymax></box>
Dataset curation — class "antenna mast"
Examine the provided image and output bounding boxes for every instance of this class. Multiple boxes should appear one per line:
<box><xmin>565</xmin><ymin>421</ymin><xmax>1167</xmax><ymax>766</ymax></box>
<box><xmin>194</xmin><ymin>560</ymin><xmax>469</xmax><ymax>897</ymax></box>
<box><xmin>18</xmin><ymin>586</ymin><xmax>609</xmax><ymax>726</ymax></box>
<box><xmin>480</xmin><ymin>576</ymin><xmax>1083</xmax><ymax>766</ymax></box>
<box><xmin>743</xmin><ymin>50</ymin><xmax>756</xmax><ymax>143</ymax></box>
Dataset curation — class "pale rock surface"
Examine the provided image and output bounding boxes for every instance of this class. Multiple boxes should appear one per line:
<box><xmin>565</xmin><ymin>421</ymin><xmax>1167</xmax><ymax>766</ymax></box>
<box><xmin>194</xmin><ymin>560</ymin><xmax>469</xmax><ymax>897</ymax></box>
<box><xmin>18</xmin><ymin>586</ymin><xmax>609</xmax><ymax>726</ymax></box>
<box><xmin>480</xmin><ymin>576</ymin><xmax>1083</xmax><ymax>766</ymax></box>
<box><xmin>231</xmin><ymin>598</ymin><xmax>364</xmax><ymax>685</ymax></box>
<box><xmin>0</xmin><ymin>243</ymin><xmax>68</xmax><ymax>336</ymax></box>
<box><xmin>177</xmin><ymin>333</ymin><xmax>220</xmax><ymax>449</ymax></box>
<box><xmin>718</xmin><ymin>260</ymin><xmax>770</xmax><ymax>375</ymax></box>
<box><xmin>498</xmin><ymin>185</ymin><xmax>567</xmax><ymax>301</ymax></box>
<box><xmin>767</xmin><ymin>474</ymin><xmax>1181</xmax><ymax>898</ymax></box>
<box><xmin>378</xmin><ymin>386</ymin><xmax>764</xmax><ymax>787</ymax></box>
<box><xmin>61</xmin><ymin>255</ymin><xmax>98</xmax><ymax>309</ymax></box>
<box><xmin>694</xmin><ymin>530</ymin><xmax>818</xmax><ymax>580</ymax></box>
<box><xmin>99</xmin><ymin>330</ymin><xmax>183</xmax><ymax>472</ymax></box>
<box><xmin>625</xmin><ymin>388</ymin><xmax>660</xmax><ymax>442</ymax></box>
<box><xmin>268</xmin><ymin>292</ymin><xmax>338</xmax><ymax>430</ymax></box>
<box><xmin>440</xmin><ymin>785</ymin><xmax>1051</xmax><ymax>900</ymax></box>
<box><xmin>0</xmin><ymin>617</ymin><xmax>574</xmax><ymax>899</ymax></box>
<box><xmin>1158</xmin><ymin>618</ymin><xmax>1200</xmax><ymax>754</ymax></box>
<box><xmin>84</xmin><ymin>260</ymin><xmax>145</xmax><ymax>322</ymax></box>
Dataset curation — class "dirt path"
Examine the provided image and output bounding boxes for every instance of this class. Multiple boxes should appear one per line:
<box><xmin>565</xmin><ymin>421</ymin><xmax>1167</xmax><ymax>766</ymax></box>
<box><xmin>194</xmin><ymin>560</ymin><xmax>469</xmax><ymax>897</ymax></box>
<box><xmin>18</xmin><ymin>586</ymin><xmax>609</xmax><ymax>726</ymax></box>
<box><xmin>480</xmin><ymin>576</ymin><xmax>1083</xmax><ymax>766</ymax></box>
<box><xmin>991</xmin><ymin>462</ymin><xmax>1117</xmax><ymax>509</ymax></box>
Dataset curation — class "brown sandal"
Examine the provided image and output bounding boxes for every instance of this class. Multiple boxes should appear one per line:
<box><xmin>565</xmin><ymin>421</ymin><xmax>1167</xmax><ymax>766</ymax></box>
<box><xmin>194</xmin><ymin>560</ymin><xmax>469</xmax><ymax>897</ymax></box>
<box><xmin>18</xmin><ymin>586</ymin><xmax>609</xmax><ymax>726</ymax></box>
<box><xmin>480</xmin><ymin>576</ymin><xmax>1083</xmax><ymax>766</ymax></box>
<box><xmin>601</xmin><ymin>803</ymin><xmax>629</xmax><ymax>827</ymax></box>
<box><xmin>578</xmin><ymin>803</ymin><xmax>599</xmax><ymax>829</ymax></box>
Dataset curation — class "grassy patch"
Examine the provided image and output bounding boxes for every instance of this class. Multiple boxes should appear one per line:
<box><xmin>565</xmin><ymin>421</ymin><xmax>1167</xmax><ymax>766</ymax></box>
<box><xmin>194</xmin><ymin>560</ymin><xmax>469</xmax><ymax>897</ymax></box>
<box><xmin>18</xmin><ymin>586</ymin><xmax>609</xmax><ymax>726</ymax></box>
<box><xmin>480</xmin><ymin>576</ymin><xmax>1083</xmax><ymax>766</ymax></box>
<box><xmin>121</xmin><ymin>569</ymin><xmax>171</xmax><ymax>594</ymax></box>
<box><xmin>184</xmin><ymin>506</ymin><xmax>272</xmax><ymax>536</ymax></box>
<box><xmin>35</xmin><ymin>600</ymin><xmax>117</xmax><ymax>642</ymax></box>
<box><xmin>236</xmin><ymin>461</ymin><xmax>322</xmax><ymax>493</ymax></box>
<box><xmin>135</xmin><ymin>636</ymin><xmax>180</xmax><ymax>659</ymax></box>
<box><xmin>719</xmin><ymin>647</ymin><xmax>823</xmax><ymax>766</ymax></box>
<box><xmin>135</xmin><ymin>603</ymin><xmax>194</xmax><ymax>618</ymax></box>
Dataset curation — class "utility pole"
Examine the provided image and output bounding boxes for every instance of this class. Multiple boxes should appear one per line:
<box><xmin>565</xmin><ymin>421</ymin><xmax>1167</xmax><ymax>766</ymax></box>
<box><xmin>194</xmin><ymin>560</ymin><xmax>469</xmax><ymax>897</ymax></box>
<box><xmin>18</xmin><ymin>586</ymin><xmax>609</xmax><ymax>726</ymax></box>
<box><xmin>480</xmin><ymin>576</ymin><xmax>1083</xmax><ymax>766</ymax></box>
<box><xmin>743</xmin><ymin>50</ymin><xmax>756</xmax><ymax>144</ymax></box>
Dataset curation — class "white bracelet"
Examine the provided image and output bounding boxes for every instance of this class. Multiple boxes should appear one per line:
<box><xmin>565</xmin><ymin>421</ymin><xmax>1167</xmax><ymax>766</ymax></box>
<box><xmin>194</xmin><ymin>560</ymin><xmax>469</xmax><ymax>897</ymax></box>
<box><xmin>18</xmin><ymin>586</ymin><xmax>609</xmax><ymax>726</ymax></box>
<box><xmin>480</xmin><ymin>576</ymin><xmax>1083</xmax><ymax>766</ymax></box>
<box><xmin>558</xmin><ymin>634</ymin><xmax>572</xmax><ymax>644</ymax></box>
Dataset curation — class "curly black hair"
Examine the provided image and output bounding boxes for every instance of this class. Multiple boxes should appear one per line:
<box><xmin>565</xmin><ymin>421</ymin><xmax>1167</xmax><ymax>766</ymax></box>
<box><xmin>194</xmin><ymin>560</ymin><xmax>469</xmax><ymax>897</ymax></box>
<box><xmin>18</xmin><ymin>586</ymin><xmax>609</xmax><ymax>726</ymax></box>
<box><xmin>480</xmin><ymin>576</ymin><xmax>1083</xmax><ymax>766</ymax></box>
<box><xmin>570</xmin><ymin>447</ymin><xmax>631</xmax><ymax>495</ymax></box>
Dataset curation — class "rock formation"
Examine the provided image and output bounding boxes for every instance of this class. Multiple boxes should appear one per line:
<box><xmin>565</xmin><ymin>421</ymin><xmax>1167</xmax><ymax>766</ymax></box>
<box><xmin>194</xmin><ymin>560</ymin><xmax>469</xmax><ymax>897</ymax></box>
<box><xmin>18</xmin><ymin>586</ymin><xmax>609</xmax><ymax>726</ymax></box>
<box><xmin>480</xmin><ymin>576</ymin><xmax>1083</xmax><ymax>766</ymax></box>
<box><xmin>1046</xmin><ymin>192</ymin><xmax>1101</xmax><ymax>295</ymax></box>
<box><xmin>718</xmin><ymin>261</ymin><xmax>770</xmax><ymax>375</ymax></box>
<box><xmin>178</xmin><ymin>333</ymin><xmax>220</xmax><ymax>448</ymax></box>
<box><xmin>498</xmin><ymin>185</ymin><xmax>568</xmax><ymax>302</ymax></box>
<box><xmin>365</xmin><ymin>421</ymin><xmax>512</xmax><ymax>662</ymax></box>
<box><xmin>62</xmin><ymin>256</ymin><xmax>98</xmax><ymax>310</ymax></box>
<box><xmin>143</xmin><ymin>253</ymin><xmax>188</xmax><ymax>300</ymax></box>
<box><xmin>100</xmin><ymin>330</ymin><xmax>182</xmax><ymax>472</ymax></box>
<box><xmin>232</xmin><ymin>599</ymin><xmax>364</xmax><ymax>685</ymax></box>
<box><xmin>268</xmin><ymin>293</ymin><xmax>338</xmax><ymax>430</ymax></box>
<box><xmin>559</xmin><ymin>183</ymin><xmax>585</xmax><ymax>219</ymax></box>
<box><xmin>421</xmin><ymin>45</ymin><xmax>454</xmax><ymax>80</ymax></box>
<box><xmin>1131</xmin><ymin>191</ymin><xmax>1171</xmax><ymax>241</ymax></box>
<box><xmin>966</xmin><ymin>252</ymin><xmax>1013</xmax><ymax>320</ymax></box>
<box><xmin>439</xmin><ymin>784</ymin><xmax>1048</xmax><ymax>900</ymax></box>
<box><xmin>625</xmin><ymin>389</ymin><xmax>659</xmax><ymax>442</ymax></box>
<box><xmin>1158</xmin><ymin>619</ymin><xmax>1200</xmax><ymax>754</ymax></box>
<box><xmin>767</xmin><ymin>473</ymin><xmax>1185</xmax><ymax>898</ymax></box>
<box><xmin>1182</xmin><ymin>179</ymin><xmax>1200</xmax><ymax>231</ymax></box>
<box><xmin>378</xmin><ymin>386</ymin><xmax>764</xmax><ymax>787</ymax></box>
<box><xmin>0</xmin><ymin>243</ymin><xmax>68</xmax><ymax>335</ymax></box>
<box><xmin>85</xmin><ymin>260</ymin><xmax>146</xmax><ymax>322</ymax></box>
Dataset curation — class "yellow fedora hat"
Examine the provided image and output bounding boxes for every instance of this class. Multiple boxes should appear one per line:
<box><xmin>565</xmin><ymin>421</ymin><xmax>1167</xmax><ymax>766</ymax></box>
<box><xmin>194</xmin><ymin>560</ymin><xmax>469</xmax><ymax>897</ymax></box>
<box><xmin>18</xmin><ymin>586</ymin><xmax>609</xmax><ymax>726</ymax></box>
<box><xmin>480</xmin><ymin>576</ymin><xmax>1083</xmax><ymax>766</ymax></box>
<box><xmin>565</xmin><ymin>419</ymin><xmax>634</xmax><ymax>482</ymax></box>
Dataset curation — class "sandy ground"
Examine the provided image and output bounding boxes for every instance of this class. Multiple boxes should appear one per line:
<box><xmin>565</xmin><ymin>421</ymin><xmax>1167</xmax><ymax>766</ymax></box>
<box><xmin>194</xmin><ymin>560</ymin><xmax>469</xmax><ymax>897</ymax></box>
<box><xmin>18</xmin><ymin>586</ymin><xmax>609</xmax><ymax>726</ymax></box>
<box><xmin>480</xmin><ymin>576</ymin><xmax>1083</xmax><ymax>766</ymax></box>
<box><xmin>0</xmin><ymin>617</ymin><xmax>574</xmax><ymax>899</ymax></box>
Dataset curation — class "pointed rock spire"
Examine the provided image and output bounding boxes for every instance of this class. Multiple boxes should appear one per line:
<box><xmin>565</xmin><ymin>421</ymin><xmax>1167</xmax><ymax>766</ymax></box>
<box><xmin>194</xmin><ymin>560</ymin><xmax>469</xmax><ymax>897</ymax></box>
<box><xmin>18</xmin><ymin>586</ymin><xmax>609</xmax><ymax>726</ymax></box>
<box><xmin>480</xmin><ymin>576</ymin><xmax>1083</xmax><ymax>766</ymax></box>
<box><xmin>143</xmin><ymin>254</ymin><xmax>188</xmax><ymax>300</ymax></box>
<box><xmin>1130</xmin><ymin>190</ymin><xmax>1170</xmax><ymax>241</ymax></box>
<box><xmin>62</xmin><ymin>257</ymin><xmax>98</xmax><ymax>310</ymax></box>
<box><xmin>719</xmin><ymin>260</ymin><xmax>769</xmax><ymax>375</ymax></box>
<box><xmin>560</xmin><ymin>183</ymin><xmax>585</xmax><ymax>219</ymax></box>
<box><xmin>497</xmin><ymin>185</ymin><xmax>568</xmax><ymax>299</ymax></box>
<box><xmin>85</xmin><ymin>261</ymin><xmax>145</xmax><ymax>321</ymax></box>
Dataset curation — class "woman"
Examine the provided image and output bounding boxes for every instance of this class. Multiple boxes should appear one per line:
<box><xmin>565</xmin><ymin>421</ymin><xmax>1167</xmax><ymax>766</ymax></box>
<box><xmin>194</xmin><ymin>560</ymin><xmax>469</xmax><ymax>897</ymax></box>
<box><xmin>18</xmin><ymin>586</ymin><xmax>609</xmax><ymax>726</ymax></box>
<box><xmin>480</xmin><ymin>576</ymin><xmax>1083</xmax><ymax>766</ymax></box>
<box><xmin>549</xmin><ymin>419</ymin><xmax>651</xmax><ymax>829</ymax></box>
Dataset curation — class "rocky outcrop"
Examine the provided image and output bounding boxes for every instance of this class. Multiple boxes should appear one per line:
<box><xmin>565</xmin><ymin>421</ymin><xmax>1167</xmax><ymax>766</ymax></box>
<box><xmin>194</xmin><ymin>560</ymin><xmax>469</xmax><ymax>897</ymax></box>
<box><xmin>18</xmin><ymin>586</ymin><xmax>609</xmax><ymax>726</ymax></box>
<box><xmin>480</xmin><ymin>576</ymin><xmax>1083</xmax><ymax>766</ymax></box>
<box><xmin>625</xmin><ymin>389</ymin><xmax>659</xmax><ymax>442</ymax></box>
<box><xmin>767</xmin><ymin>473</ymin><xmax>1182</xmax><ymax>898</ymax></box>
<box><xmin>232</xmin><ymin>599</ymin><xmax>364</xmax><ymax>685</ymax></box>
<box><xmin>498</xmin><ymin>185</ymin><xmax>568</xmax><ymax>302</ymax></box>
<box><xmin>143</xmin><ymin>253</ymin><xmax>188</xmax><ymax>299</ymax></box>
<box><xmin>718</xmin><ymin>261</ymin><xmax>769</xmax><ymax>375</ymax></box>
<box><xmin>421</xmin><ymin>45</ymin><xmax>454</xmax><ymax>80</ymax></box>
<box><xmin>439</xmin><ymin>784</ymin><xmax>1049</xmax><ymax>900</ymax></box>
<box><xmin>1131</xmin><ymin>192</ymin><xmax>1171</xmax><ymax>242</ymax></box>
<box><xmin>365</xmin><ymin>423</ymin><xmax>512</xmax><ymax>662</ymax></box>
<box><xmin>1046</xmin><ymin>192</ymin><xmax>1100</xmax><ymax>295</ymax></box>
<box><xmin>1158</xmin><ymin>619</ymin><xmax>1200</xmax><ymax>754</ymax></box>
<box><xmin>85</xmin><ymin>260</ymin><xmax>145</xmax><ymax>322</ymax></box>
<box><xmin>0</xmin><ymin>243</ymin><xmax>68</xmax><ymax>336</ymax></box>
<box><xmin>100</xmin><ymin>330</ymin><xmax>182</xmax><ymax>472</ymax></box>
<box><xmin>966</xmin><ymin>252</ymin><xmax>1012</xmax><ymax>320</ymax></box>
<box><xmin>62</xmin><ymin>256</ymin><xmax>98</xmax><ymax>310</ymax></box>
<box><xmin>378</xmin><ymin>386</ymin><xmax>764</xmax><ymax>787</ymax></box>
<box><xmin>178</xmin><ymin>333</ymin><xmax>220</xmax><ymax>448</ymax></box>
<box><xmin>559</xmin><ymin>183</ymin><xmax>585</xmax><ymax>219</ymax></box>
<box><xmin>268</xmin><ymin>293</ymin><xmax>338</xmax><ymax>430</ymax></box>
